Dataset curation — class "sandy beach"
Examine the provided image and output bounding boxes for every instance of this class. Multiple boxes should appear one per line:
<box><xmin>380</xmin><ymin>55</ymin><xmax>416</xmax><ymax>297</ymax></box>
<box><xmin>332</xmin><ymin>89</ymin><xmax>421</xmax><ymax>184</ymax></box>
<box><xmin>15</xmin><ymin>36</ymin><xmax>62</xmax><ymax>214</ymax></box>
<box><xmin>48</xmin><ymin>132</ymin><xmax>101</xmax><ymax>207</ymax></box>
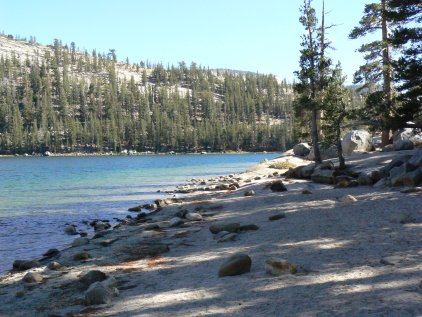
<box><xmin>0</xmin><ymin>149</ymin><xmax>421</xmax><ymax>317</ymax></box>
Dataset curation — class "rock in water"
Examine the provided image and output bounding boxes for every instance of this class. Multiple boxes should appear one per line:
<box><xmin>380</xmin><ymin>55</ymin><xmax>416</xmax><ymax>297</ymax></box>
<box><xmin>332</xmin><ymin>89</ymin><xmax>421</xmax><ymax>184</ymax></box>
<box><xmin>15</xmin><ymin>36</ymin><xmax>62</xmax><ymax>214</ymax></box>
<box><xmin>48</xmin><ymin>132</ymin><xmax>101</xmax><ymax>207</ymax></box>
<box><xmin>85</xmin><ymin>282</ymin><xmax>115</xmax><ymax>305</ymax></box>
<box><xmin>23</xmin><ymin>272</ymin><xmax>43</xmax><ymax>283</ymax></box>
<box><xmin>269</xmin><ymin>180</ymin><xmax>287</xmax><ymax>192</ymax></box>
<box><xmin>13</xmin><ymin>260</ymin><xmax>38</xmax><ymax>271</ymax></box>
<box><xmin>218</xmin><ymin>254</ymin><xmax>252</xmax><ymax>277</ymax></box>
<box><xmin>42</xmin><ymin>248</ymin><xmax>60</xmax><ymax>258</ymax></box>
<box><xmin>79</xmin><ymin>270</ymin><xmax>107</xmax><ymax>288</ymax></box>
<box><xmin>64</xmin><ymin>225</ymin><xmax>78</xmax><ymax>235</ymax></box>
<box><xmin>72</xmin><ymin>237</ymin><xmax>90</xmax><ymax>247</ymax></box>
<box><xmin>265</xmin><ymin>259</ymin><xmax>297</xmax><ymax>275</ymax></box>
<box><xmin>341</xmin><ymin>195</ymin><xmax>358</xmax><ymax>203</ymax></box>
<box><xmin>244</xmin><ymin>190</ymin><xmax>256</xmax><ymax>197</ymax></box>
<box><xmin>209</xmin><ymin>222</ymin><xmax>240</xmax><ymax>234</ymax></box>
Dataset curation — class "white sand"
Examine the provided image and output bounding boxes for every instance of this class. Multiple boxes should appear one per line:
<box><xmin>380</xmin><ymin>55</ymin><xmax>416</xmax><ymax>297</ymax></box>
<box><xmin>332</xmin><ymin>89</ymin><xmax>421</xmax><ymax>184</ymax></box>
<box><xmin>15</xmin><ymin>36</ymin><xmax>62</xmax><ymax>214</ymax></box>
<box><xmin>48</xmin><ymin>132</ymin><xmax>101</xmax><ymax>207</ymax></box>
<box><xmin>0</xmin><ymin>150</ymin><xmax>421</xmax><ymax>317</ymax></box>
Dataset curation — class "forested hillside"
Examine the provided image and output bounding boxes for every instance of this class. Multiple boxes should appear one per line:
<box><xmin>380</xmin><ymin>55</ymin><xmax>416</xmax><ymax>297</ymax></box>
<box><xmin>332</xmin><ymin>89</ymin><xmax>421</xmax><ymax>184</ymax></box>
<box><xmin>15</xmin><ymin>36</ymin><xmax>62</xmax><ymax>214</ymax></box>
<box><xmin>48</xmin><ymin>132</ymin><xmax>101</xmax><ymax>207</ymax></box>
<box><xmin>0</xmin><ymin>36</ymin><xmax>295</xmax><ymax>154</ymax></box>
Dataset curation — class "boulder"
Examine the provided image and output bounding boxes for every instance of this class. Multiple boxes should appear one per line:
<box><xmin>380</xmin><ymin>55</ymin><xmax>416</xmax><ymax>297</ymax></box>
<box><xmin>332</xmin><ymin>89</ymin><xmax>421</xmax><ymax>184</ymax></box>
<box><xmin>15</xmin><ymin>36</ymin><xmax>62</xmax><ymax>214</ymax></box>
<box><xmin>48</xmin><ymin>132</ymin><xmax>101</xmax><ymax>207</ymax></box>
<box><xmin>389</xmin><ymin>163</ymin><xmax>416</xmax><ymax>186</ymax></box>
<box><xmin>265</xmin><ymin>259</ymin><xmax>297</xmax><ymax>275</ymax></box>
<box><xmin>47</xmin><ymin>261</ymin><xmax>63</xmax><ymax>270</ymax></box>
<box><xmin>218</xmin><ymin>254</ymin><xmax>252</xmax><ymax>277</ymax></box>
<box><xmin>217</xmin><ymin>233</ymin><xmax>237</xmax><ymax>243</ymax></box>
<box><xmin>73</xmin><ymin>252</ymin><xmax>90</xmax><ymax>261</ymax></box>
<box><xmin>23</xmin><ymin>272</ymin><xmax>43</xmax><ymax>283</ymax></box>
<box><xmin>357</xmin><ymin>173</ymin><xmax>374</xmax><ymax>186</ymax></box>
<box><xmin>169</xmin><ymin>217</ymin><xmax>184</xmax><ymax>227</ymax></box>
<box><xmin>307</xmin><ymin>145</ymin><xmax>337</xmax><ymax>161</ymax></box>
<box><xmin>42</xmin><ymin>248</ymin><xmax>60</xmax><ymax>258</ymax></box>
<box><xmin>269</xmin><ymin>180</ymin><xmax>287</xmax><ymax>192</ymax></box>
<box><xmin>209</xmin><ymin>222</ymin><xmax>240</xmax><ymax>234</ymax></box>
<box><xmin>311</xmin><ymin>169</ymin><xmax>337</xmax><ymax>184</ymax></box>
<box><xmin>85</xmin><ymin>281</ymin><xmax>116</xmax><ymax>305</ymax></box>
<box><xmin>393</xmin><ymin>128</ymin><xmax>422</xmax><ymax>148</ymax></box>
<box><xmin>293</xmin><ymin>143</ymin><xmax>311</xmax><ymax>157</ymax></box>
<box><xmin>394</xmin><ymin>140</ymin><xmax>414</xmax><ymax>151</ymax></box>
<box><xmin>13</xmin><ymin>260</ymin><xmax>38</xmax><ymax>271</ymax></box>
<box><xmin>79</xmin><ymin>270</ymin><xmax>107</xmax><ymax>288</ymax></box>
<box><xmin>128</xmin><ymin>206</ymin><xmax>142</xmax><ymax>212</ymax></box>
<box><xmin>64</xmin><ymin>225</ymin><xmax>78</xmax><ymax>235</ymax></box>
<box><xmin>269</xmin><ymin>213</ymin><xmax>286</xmax><ymax>221</ymax></box>
<box><xmin>93</xmin><ymin>221</ymin><xmax>111</xmax><ymax>232</ymax></box>
<box><xmin>401</xmin><ymin>168</ymin><xmax>422</xmax><ymax>187</ymax></box>
<box><xmin>244</xmin><ymin>190</ymin><xmax>256</xmax><ymax>197</ymax></box>
<box><xmin>239</xmin><ymin>224</ymin><xmax>259</xmax><ymax>232</ymax></box>
<box><xmin>341</xmin><ymin>130</ymin><xmax>373</xmax><ymax>156</ymax></box>
<box><xmin>72</xmin><ymin>237</ymin><xmax>90</xmax><ymax>247</ymax></box>
<box><xmin>341</xmin><ymin>195</ymin><xmax>358</xmax><ymax>203</ymax></box>
<box><xmin>185</xmin><ymin>213</ymin><xmax>203</xmax><ymax>221</ymax></box>
<box><xmin>408</xmin><ymin>150</ymin><xmax>422</xmax><ymax>167</ymax></box>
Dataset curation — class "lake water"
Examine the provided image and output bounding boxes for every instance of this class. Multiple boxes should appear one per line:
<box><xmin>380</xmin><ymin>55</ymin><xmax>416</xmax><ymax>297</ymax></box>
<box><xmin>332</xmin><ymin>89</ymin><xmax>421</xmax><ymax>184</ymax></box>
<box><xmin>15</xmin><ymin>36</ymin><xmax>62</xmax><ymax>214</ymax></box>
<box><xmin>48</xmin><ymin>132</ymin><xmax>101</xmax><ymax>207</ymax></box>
<box><xmin>0</xmin><ymin>153</ymin><xmax>278</xmax><ymax>273</ymax></box>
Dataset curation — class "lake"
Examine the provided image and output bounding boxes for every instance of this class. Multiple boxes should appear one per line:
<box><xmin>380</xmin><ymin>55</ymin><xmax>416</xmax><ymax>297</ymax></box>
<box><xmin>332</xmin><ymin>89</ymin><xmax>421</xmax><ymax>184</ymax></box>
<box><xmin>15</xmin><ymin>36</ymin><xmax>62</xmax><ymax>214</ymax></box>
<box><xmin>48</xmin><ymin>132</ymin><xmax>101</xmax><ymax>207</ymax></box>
<box><xmin>0</xmin><ymin>153</ymin><xmax>278</xmax><ymax>273</ymax></box>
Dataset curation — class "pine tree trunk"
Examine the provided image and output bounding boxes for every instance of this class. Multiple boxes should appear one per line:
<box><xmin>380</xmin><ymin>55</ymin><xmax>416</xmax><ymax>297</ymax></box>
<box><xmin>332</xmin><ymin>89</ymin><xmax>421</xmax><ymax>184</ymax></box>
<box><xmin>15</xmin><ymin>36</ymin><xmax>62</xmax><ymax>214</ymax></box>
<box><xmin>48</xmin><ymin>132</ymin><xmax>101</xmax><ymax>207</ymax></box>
<box><xmin>311</xmin><ymin>108</ymin><xmax>321</xmax><ymax>163</ymax></box>
<box><xmin>381</xmin><ymin>0</ymin><xmax>393</xmax><ymax>146</ymax></box>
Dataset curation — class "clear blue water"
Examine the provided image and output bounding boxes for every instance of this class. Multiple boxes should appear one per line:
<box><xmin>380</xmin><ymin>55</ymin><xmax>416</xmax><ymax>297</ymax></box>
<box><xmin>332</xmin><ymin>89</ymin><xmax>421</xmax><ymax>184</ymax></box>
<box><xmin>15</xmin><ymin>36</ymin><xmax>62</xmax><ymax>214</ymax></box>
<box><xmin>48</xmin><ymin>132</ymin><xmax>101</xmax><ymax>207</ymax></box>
<box><xmin>0</xmin><ymin>153</ymin><xmax>278</xmax><ymax>273</ymax></box>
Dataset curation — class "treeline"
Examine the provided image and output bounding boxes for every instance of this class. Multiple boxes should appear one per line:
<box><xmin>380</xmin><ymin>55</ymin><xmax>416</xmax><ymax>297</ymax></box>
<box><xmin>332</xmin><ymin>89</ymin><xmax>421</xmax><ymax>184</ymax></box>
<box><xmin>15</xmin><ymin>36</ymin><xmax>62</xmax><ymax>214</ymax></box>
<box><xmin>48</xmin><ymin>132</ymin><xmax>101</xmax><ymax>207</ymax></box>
<box><xmin>0</xmin><ymin>38</ymin><xmax>295</xmax><ymax>154</ymax></box>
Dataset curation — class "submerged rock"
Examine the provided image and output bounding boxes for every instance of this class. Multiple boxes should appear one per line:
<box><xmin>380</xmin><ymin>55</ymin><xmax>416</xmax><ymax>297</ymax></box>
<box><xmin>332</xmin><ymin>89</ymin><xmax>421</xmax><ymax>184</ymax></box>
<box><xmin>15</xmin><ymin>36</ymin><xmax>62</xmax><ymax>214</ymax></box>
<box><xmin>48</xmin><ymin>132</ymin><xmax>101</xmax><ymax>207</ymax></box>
<box><xmin>73</xmin><ymin>252</ymin><xmax>90</xmax><ymax>261</ymax></box>
<box><xmin>218</xmin><ymin>253</ymin><xmax>252</xmax><ymax>277</ymax></box>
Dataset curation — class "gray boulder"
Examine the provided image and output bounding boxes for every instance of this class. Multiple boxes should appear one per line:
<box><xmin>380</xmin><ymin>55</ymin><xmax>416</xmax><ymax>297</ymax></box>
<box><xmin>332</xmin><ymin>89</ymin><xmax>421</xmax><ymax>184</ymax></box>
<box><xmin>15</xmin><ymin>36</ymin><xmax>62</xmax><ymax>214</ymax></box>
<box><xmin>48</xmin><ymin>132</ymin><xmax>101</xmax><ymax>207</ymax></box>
<box><xmin>293</xmin><ymin>143</ymin><xmax>311</xmax><ymax>157</ymax></box>
<box><xmin>22</xmin><ymin>272</ymin><xmax>43</xmax><ymax>283</ymax></box>
<box><xmin>357</xmin><ymin>172</ymin><xmax>374</xmax><ymax>186</ymax></box>
<box><xmin>402</xmin><ymin>168</ymin><xmax>422</xmax><ymax>187</ymax></box>
<box><xmin>409</xmin><ymin>150</ymin><xmax>422</xmax><ymax>167</ymax></box>
<box><xmin>218</xmin><ymin>253</ymin><xmax>252</xmax><ymax>277</ymax></box>
<box><xmin>209</xmin><ymin>222</ymin><xmax>240</xmax><ymax>234</ymax></box>
<box><xmin>389</xmin><ymin>163</ymin><xmax>417</xmax><ymax>186</ymax></box>
<box><xmin>307</xmin><ymin>145</ymin><xmax>337</xmax><ymax>161</ymax></box>
<box><xmin>342</xmin><ymin>130</ymin><xmax>373</xmax><ymax>156</ymax></box>
<box><xmin>311</xmin><ymin>169</ymin><xmax>337</xmax><ymax>184</ymax></box>
<box><xmin>169</xmin><ymin>217</ymin><xmax>184</xmax><ymax>227</ymax></box>
<box><xmin>393</xmin><ymin>128</ymin><xmax>422</xmax><ymax>148</ymax></box>
<box><xmin>244</xmin><ymin>190</ymin><xmax>256</xmax><ymax>197</ymax></box>
<box><xmin>72</xmin><ymin>237</ymin><xmax>90</xmax><ymax>247</ymax></box>
<box><xmin>394</xmin><ymin>140</ymin><xmax>414</xmax><ymax>151</ymax></box>
<box><xmin>79</xmin><ymin>270</ymin><xmax>107</xmax><ymax>288</ymax></box>
<box><xmin>13</xmin><ymin>260</ymin><xmax>38</xmax><ymax>271</ymax></box>
<box><xmin>64</xmin><ymin>225</ymin><xmax>78</xmax><ymax>235</ymax></box>
<box><xmin>85</xmin><ymin>281</ymin><xmax>117</xmax><ymax>305</ymax></box>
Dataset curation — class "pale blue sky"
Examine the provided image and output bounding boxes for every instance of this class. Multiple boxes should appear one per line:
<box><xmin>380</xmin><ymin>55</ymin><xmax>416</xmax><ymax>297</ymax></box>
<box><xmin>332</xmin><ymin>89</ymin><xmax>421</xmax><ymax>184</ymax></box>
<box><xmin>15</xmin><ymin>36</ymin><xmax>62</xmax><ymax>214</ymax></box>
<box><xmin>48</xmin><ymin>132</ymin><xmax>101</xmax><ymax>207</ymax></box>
<box><xmin>0</xmin><ymin>0</ymin><xmax>374</xmax><ymax>83</ymax></box>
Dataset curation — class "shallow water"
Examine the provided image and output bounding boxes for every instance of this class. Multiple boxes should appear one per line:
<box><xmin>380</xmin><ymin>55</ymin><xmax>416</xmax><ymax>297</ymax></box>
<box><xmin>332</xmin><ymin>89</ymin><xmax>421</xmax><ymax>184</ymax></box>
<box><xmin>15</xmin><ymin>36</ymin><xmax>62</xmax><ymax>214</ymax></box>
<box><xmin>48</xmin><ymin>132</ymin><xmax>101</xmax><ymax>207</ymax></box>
<box><xmin>0</xmin><ymin>153</ymin><xmax>278</xmax><ymax>273</ymax></box>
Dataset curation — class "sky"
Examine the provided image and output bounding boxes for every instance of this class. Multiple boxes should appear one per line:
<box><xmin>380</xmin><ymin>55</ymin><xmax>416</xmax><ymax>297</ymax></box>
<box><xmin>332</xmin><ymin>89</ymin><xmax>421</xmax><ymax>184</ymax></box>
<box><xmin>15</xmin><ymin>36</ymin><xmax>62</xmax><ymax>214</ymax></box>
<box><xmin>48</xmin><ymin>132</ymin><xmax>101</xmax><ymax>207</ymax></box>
<box><xmin>0</xmin><ymin>0</ymin><xmax>376</xmax><ymax>84</ymax></box>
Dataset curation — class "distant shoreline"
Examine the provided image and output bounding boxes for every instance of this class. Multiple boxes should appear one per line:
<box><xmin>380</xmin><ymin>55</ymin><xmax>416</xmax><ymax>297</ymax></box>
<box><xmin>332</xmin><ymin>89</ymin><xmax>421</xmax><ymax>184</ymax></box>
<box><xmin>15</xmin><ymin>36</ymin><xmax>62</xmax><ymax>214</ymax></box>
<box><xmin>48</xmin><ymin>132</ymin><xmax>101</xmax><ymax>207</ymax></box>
<box><xmin>0</xmin><ymin>150</ymin><xmax>278</xmax><ymax>158</ymax></box>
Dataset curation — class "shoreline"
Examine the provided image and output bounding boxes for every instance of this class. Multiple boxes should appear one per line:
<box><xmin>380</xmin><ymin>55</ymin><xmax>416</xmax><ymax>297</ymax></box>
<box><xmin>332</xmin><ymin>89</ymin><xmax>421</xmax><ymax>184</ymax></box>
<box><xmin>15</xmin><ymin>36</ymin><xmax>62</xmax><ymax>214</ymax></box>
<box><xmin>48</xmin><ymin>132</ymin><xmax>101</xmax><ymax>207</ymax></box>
<box><xmin>0</xmin><ymin>149</ymin><xmax>421</xmax><ymax>316</ymax></box>
<box><xmin>0</xmin><ymin>150</ymin><xmax>279</xmax><ymax>158</ymax></box>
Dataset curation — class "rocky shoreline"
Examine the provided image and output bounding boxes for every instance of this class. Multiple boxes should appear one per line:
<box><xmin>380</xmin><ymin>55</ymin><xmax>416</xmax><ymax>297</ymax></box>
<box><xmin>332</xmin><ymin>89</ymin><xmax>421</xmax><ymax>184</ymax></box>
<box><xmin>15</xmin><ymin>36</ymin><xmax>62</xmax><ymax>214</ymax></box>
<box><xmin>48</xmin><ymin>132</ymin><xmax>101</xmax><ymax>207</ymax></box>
<box><xmin>0</xmin><ymin>148</ymin><xmax>421</xmax><ymax>316</ymax></box>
